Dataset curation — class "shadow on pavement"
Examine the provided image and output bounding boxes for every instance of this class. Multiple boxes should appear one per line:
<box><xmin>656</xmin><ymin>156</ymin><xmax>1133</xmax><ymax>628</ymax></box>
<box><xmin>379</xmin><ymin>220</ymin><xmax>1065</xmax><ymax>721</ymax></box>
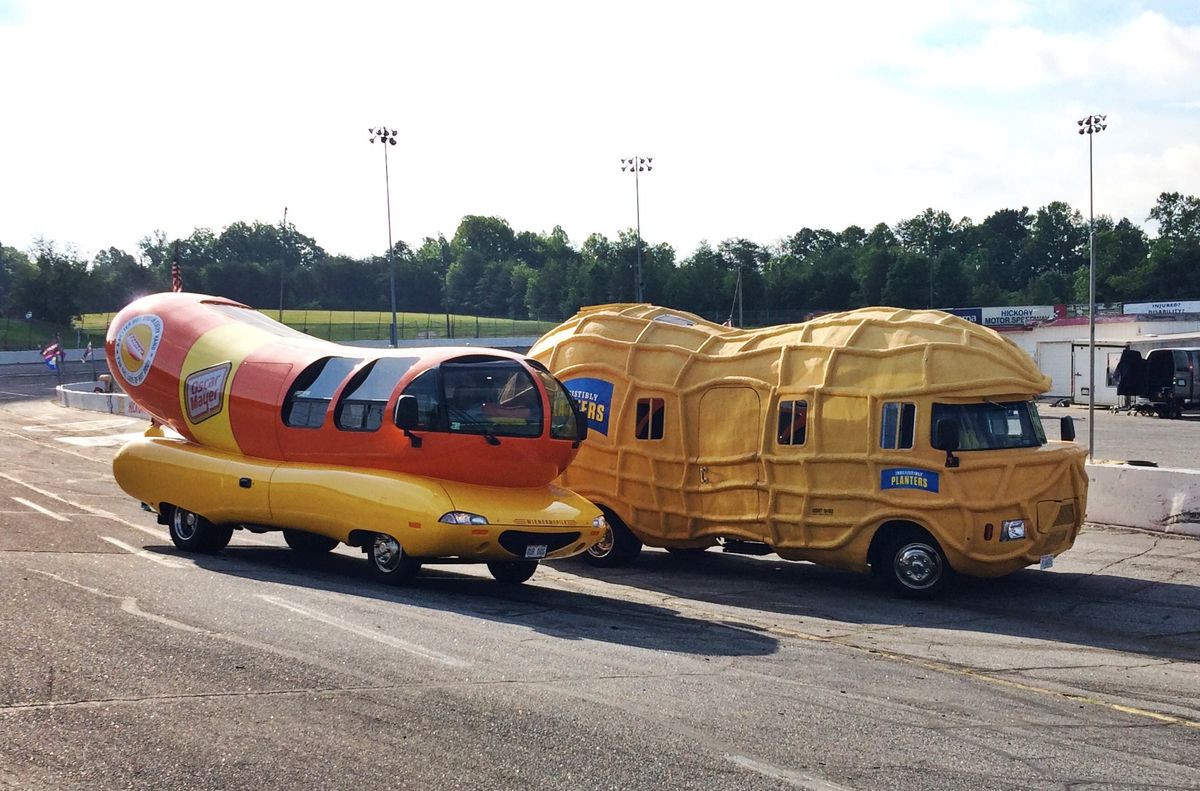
<box><xmin>153</xmin><ymin>543</ymin><xmax>781</xmax><ymax>659</ymax></box>
<box><xmin>547</xmin><ymin>547</ymin><xmax>1200</xmax><ymax>663</ymax></box>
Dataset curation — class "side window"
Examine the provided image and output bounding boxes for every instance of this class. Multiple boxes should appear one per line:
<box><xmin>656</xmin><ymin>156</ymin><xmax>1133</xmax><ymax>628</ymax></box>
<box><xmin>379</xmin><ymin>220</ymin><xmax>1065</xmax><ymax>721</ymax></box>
<box><xmin>777</xmin><ymin>399</ymin><xmax>808</xmax><ymax>445</ymax></box>
<box><xmin>635</xmin><ymin>397</ymin><xmax>665</xmax><ymax>440</ymax></box>
<box><xmin>881</xmin><ymin>401</ymin><xmax>916</xmax><ymax>449</ymax></box>
<box><xmin>283</xmin><ymin>357</ymin><xmax>362</xmax><ymax>429</ymax></box>
<box><xmin>335</xmin><ymin>357</ymin><xmax>417</xmax><ymax>432</ymax></box>
<box><xmin>399</xmin><ymin>369</ymin><xmax>444</xmax><ymax>431</ymax></box>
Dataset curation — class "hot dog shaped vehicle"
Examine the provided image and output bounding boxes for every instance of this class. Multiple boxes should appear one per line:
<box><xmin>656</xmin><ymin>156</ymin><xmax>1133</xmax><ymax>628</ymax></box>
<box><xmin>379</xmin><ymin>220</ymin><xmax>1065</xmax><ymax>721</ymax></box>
<box><xmin>106</xmin><ymin>292</ymin><xmax>605</xmax><ymax>585</ymax></box>
<box><xmin>530</xmin><ymin>304</ymin><xmax>1088</xmax><ymax>597</ymax></box>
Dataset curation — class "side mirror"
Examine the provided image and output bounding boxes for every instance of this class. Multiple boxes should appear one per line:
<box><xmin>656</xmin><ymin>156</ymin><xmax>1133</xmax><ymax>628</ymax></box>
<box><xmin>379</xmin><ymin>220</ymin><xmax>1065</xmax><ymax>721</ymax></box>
<box><xmin>934</xmin><ymin>419</ymin><xmax>960</xmax><ymax>452</ymax></box>
<box><xmin>394</xmin><ymin>395</ymin><xmax>422</xmax><ymax>448</ymax></box>
<box><xmin>934</xmin><ymin>419</ymin><xmax>960</xmax><ymax>468</ymax></box>
<box><xmin>1060</xmin><ymin>415</ymin><xmax>1076</xmax><ymax>442</ymax></box>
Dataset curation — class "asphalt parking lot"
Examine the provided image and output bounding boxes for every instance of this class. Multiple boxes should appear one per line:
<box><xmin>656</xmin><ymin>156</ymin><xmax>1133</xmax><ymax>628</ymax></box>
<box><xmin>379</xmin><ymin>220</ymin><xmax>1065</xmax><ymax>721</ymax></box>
<box><xmin>1</xmin><ymin>365</ymin><xmax>1198</xmax><ymax>790</ymax></box>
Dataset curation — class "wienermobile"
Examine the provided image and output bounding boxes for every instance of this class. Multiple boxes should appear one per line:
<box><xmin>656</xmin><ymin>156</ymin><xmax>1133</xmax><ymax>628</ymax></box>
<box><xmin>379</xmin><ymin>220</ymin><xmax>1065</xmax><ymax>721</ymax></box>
<box><xmin>106</xmin><ymin>292</ymin><xmax>606</xmax><ymax>585</ymax></box>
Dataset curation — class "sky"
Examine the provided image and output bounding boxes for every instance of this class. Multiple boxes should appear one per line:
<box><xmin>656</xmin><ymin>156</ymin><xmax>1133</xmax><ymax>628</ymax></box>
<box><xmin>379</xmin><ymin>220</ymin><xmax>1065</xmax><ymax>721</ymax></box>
<box><xmin>1</xmin><ymin>0</ymin><xmax>1198</xmax><ymax>262</ymax></box>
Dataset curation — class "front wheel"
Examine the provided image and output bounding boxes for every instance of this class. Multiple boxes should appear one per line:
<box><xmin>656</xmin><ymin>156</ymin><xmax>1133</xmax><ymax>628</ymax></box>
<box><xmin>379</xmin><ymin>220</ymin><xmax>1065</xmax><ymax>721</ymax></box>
<box><xmin>581</xmin><ymin>509</ymin><xmax>642</xmax><ymax>568</ymax></box>
<box><xmin>368</xmin><ymin>533</ymin><xmax>421</xmax><ymax>585</ymax></box>
<box><xmin>487</xmin><ymin>560</ymin><xmax>538</xmax><ymax>584</ymax></box>
<box><xmin>881</xmin><ymin>529</ymin><xmax>954</xmax><ymax>599</ymax></box>
<box><xmin>169</xmin><ymin>508</ymin><xmax>231</xmax><ymax>553</ymax></box>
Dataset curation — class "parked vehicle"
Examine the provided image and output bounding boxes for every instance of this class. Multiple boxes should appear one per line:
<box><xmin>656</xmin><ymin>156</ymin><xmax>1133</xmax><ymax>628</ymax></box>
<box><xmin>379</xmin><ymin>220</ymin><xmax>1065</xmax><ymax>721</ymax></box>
<box><xmin>107</xmin><ymin>292</ymin><xmax>604</xmax><ymax>586</ymax></box>
<box><xmin>530</xmin><ymin>305</ymin><xmax>1088</xmax><ymax>597</ymax></box>
<box><xmin>1115</xmin><ymin>347</ymin><xmax>1200</xmax><ymax>419</ymax></box>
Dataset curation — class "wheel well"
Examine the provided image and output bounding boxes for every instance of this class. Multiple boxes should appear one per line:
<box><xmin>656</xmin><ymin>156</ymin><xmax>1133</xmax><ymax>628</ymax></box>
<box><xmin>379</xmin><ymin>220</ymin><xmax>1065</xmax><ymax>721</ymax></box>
<box><xmin>156</xmin><ymin>502</ymin><xmax>177</xmax><ymax>526</ymax></box>
<box><xmin>867</xmin><ymin>520</ymin><xmax>933</xmax><ymax>572</ymax></box>
<box><xmin>347</xmin><ymin>530</ymin><xmax>375</xmax><ymax>549</ymax></box>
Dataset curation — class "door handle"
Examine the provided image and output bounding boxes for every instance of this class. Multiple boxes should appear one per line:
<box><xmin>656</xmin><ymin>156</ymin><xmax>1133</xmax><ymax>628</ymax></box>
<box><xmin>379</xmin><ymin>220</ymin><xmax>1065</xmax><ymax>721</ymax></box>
<box><xmin>700</xmin><ymin>466</ymin><xmax>709</xmax><ymax>484</ymax></box>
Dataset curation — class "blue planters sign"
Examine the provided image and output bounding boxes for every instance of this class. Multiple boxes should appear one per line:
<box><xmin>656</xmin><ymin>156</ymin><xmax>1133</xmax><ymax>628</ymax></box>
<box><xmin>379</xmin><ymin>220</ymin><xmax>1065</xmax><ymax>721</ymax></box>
<box><xmin>880</xmin><ymin>467</ymin><xmax>940</xmax><ymax>493</ymax></box>
<box><xmin>563</xmin><ymin>377</ymin><xmax>614</xmax><ymax>436</ymax></box>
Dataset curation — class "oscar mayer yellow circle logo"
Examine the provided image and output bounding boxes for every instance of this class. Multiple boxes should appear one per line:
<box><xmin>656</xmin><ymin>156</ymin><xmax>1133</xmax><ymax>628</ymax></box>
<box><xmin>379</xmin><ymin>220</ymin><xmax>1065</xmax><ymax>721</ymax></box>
<box><xmin>114</xmin><ymin>314</ymin><xmax>163</xmax><ymax>386</ymax></box>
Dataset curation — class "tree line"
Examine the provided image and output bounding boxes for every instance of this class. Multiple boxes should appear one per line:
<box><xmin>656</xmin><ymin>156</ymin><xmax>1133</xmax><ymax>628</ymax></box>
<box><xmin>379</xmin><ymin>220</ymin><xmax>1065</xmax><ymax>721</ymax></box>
<box><xmin>2</xmin><ymin>192</ymin><xmax>1198</xmax><ymax>328</ymax></box>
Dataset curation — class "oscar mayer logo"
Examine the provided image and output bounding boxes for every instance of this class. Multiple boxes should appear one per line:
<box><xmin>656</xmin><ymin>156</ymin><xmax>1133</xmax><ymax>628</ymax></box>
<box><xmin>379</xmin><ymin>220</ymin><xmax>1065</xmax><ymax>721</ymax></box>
<box><xmin>184</xmin><ymin>362</ymin><xmax>232</xmax><ymax>424</ymax></box>
<box><xmin>114</xmin><ymin>314</ymin><xmax>164</xmax><ymax>386</ymax></box>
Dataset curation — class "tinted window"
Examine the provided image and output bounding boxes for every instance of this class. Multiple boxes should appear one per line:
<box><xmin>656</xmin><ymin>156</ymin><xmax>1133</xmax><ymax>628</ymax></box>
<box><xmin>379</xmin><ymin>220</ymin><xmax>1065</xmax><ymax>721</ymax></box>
<box><xmin>777</xmin><ymin>400</ymin><xmax>808</xmax><ymax>445</ymax></box>
<box><xmin>400</xmin><ymin>369</ymin><xmax>444</xmax><ymax>430</ymax></box>
<box><xmin>442</xmin><ymin>360</ymin><xmax>543</xmax><ymax>438</ymax></box>
<box><xmin>335</xmin><ymin>357</ymin><xmax>417</xmax><ymax>432</ymax></box>
<box><xmin>635</xmin><ymin>398</ymin><xmax>664</xmax><ymax>440</ymax></box>
<box><xmin>881</xmin><ymin>402</ymin><xmax>916</xmax><ymax>449</ymax></box>
<box><xmin>534</xmin><ymin>369</ymin><xmax>581</xmax><ymax>440</ymax></box>
<box><xmin>932</xmin><ymin>401</ymin><xmax>1047</xmax><ymax>451</ymax></box>
<box><xmin>283</xmin><ymin>357</ymin><xmax>362</xmax><ymax>428</ymax></box>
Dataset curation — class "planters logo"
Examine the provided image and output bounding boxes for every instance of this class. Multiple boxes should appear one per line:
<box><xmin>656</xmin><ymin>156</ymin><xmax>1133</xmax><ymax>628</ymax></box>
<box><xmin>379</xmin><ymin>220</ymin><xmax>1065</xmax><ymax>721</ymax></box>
<box><xmin>880</xmin><ymin>468</ymin><xmax>939</xmax><ymax>493</ymax></box>
<box><xmin>563</xmin><ymin>377</ymin><xmax>613</xmax><ymax>436</ymax></box>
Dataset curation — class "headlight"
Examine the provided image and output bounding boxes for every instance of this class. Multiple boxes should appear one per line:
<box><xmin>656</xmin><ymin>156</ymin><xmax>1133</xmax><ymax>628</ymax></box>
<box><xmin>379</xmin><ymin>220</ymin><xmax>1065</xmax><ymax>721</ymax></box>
<box><xmin>438</xmin><ymin>511</ymin><xmax>489</xmax><ymax>525</ymax></box>
<box><xmin>592</xmin><ymin>515</ymin><xmax>608</xmax><ymax>531</ymax></box>
<box><xmin>1000</xmin><ymin>519</ymin><xmax>1026</xmax><ymax>541</ymax></box>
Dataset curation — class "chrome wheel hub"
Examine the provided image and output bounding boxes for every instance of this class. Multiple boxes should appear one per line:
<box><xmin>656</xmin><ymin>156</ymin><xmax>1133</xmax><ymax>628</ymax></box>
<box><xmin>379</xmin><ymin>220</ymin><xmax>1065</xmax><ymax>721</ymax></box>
<box><xmin>174</xmin><ymin>510</ymin><xmax>198</xmax><ymax>541</ymax></box>
<box><xmin>588</xmin><ymin>526</ymin><xmax>614</xmax><ymax>557</ymax></box>
<box><xmin>373</xmin><ymin>534</ymin><xmax>401</xmax><ymax>570</ymax></box>
<box><xmin>894</xmin><ymin>543</ymin><xmax>941</xmax><ymax>589</ymax></box>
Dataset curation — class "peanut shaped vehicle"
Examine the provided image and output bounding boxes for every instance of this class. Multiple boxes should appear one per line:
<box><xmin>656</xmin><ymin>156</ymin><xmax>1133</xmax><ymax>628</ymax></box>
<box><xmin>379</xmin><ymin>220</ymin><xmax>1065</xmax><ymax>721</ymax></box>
<box><xmin>106</xmin><ymin>292</ymin><xmax>605</xmax><ymax>585</ymax></box>
<box><xmin>530</xmin><ymin>304</ymin><xmax>1088</xmax><ymax>597</ymax></box>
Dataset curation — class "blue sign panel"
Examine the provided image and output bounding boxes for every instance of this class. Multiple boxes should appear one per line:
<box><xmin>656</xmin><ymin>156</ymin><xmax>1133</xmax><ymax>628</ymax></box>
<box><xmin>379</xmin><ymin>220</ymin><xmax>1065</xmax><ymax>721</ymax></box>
<box><xmin>563</xmin><ymin>377</ymin><xmax>614</xmax><ymax>436</ymax></box>
<box><xmin>880</xmin><ymin>467</ymin><xmax>940</xmax><ymax>493</ymax></box>
<box><xmin>945</xmin><ymin>308</ymin><xmax>982</xmax><ymax>324</ymax></box>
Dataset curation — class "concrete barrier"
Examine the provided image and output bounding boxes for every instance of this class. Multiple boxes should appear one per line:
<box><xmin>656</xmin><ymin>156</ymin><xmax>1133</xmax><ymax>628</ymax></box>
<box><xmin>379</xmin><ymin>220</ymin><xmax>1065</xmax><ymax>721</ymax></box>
<box><xmin>1086</xmin><ymin>462</ymin><xmax>1200</xmax><ymax>538</ymax></box>
<box><xmin>56</xmin><ymin>382</ymin><xmax>150</xmax><ymax>419</ymax></box>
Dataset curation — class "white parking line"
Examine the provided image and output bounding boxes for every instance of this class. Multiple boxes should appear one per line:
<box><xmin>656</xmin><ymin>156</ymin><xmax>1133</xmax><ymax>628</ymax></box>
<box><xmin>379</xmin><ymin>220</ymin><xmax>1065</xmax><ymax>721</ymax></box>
<box><xmin>99</xmin><ymin>536</ymin><xmax>187</xmax><ymax>568</ymax></box>
<box><xmin>0</xmin><ymin>472</ymin><xmax>164</xmax><ymax>539</ymax></box>
<box><xmin>11</xmin><ymin>497</ymin><xmax>70</xmax><ymax>522</ymax></box>
<box><xmin>257</xmin><ymin>594</ymin><xmax>470</xmax><ymax>668</ymax></box>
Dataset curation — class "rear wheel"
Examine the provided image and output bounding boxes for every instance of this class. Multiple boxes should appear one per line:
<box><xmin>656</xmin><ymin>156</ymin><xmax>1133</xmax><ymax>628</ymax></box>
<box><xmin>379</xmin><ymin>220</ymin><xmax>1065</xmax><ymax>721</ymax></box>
<box><xmin>880</xmin><ymin>528</ymin><xmax>953</xmax><ymax>599</ymax></box>
<box><xmin>168</xmin><ymin>508</ymin><xmax>231</xmax><ymax>553</ymax></box>
<box><xmin>368</xmin><ymin>533</ymin><xmax>421</xmax><ymax>585</ymax></box>
<box><xmin>581</xmin><ymin>509</ymin><xmax>642</xmax><ymax>568</ymax></box>
<box><xmin>283</xmin><ymin>529</ymin><xmax>339</xmax><ymax>554</ymax></box>
<box><xmin>487</xmin><ymin>560</ymin><xmax>539</xmax><ymax>584</ymax></box>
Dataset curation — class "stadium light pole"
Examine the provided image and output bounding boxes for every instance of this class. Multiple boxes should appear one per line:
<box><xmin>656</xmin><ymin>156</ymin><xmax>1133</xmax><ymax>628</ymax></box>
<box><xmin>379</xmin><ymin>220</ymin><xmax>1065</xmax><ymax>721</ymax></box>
<box><xmin>620</xmin><ymin>156</ymin><xmax>652</xmax><ymax>303</ymax></box>
<box><xmin>1078</xmin><ymin>113</ymin><xmax>1106</xmax><ymax>462</ymax></box>
<box><xmin>369</xmin><ymin>126</ymin><xmax>399</xmax><ymax>347</ymax></box>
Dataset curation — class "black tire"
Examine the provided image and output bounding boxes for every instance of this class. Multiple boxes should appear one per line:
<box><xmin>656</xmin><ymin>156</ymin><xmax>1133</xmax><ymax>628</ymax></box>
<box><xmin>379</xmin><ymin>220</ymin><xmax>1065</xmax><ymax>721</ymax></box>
<box><xmin>283</xmin><ymin>529</ymin><xmax>339</xmax><ymax>554</ymax></box>
<box><xmin>880</xmin><ymin>528</ymin><xmax>954</xmax><ymax>599</ymax></box>
<box><xmin>581</xmin><ymin>508</ymin><xmax>642</xmax><ymax>568</ymax></box>
<box><xmin>487</xmin><ymin>560</ymin><xmax>539</xmax><ymax>584</ymax></box>
<box><xmin>168</xmin><ymin>507</ymin><xmax>230</xmax><ymax>553</ymax></box>
<box><xmin>367</xmin><ymin>532</ymin><xmax>421</xmax><ymax>585</ymax></box>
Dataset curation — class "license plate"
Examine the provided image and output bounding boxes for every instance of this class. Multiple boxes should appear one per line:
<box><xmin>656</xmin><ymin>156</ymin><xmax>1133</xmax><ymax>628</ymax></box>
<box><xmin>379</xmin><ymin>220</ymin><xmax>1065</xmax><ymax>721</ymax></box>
<box><xmin>525</xmin><ymin>544</ymin><xmax>548</xmax><ymax>559</ymax></box>
<box><xmin>1039</xmin><ymin>554</ymin><xmax>1054</xmax><ymax>570</ymax></box>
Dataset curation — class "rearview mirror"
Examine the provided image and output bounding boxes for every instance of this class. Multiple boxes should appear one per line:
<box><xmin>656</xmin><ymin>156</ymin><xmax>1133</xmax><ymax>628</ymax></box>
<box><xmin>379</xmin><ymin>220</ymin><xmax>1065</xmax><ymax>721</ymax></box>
<box><xmin>934</xmin><ymin>419</ymin><xmax>960</xmax><ymax>468</ymax></box>
<box><xmin>1060</xmin><ymin>415</ymin><xmax>1076</xmax><ymax>442</ymax></box>
<box><xmin>394</xmin><ymin>395</ymin><xmax>422</xmax><ymax>448</ymax></box>
<box><xmin>395</xmin><ymin>395</ymin><xmax>418</xmax><ymax>429</ymax></box>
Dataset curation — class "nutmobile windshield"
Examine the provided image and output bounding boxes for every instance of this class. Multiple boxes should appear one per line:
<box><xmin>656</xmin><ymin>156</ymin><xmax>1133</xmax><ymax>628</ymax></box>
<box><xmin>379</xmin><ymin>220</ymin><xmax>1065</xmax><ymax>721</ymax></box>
<box><xmin>931</xmin><ymin>401</ymin><xmax>1047</xmax><ymax>451</ymax></box>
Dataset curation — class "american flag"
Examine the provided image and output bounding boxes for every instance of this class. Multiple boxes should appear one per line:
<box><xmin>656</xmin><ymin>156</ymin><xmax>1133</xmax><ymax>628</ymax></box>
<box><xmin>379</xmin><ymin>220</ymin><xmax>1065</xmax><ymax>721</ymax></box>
<box><xmin>171</xmin><ymin>258</ymin><xmax>183</xmax><ymax>292</ymax></box>
<box><xmin>41</xmin><ymin>341</ymin><xmax>62</xmax><ymax>370</ymax></box>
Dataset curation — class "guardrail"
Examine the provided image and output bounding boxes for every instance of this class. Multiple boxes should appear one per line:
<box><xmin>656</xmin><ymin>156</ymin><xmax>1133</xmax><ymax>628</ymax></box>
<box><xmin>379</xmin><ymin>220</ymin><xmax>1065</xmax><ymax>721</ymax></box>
<box><xmin>56</xmin><ymin>381</ymin><xmax>150</xmax><ymax>419</ymax></box>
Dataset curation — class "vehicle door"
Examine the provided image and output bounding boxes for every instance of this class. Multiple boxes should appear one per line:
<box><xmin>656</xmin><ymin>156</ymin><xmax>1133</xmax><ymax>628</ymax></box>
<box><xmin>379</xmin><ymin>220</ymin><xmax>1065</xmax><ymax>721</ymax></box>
<box><xmin>692</xmin><ymin>386</ymin><xmax>765</xmax><ymax>520</ymax></box>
